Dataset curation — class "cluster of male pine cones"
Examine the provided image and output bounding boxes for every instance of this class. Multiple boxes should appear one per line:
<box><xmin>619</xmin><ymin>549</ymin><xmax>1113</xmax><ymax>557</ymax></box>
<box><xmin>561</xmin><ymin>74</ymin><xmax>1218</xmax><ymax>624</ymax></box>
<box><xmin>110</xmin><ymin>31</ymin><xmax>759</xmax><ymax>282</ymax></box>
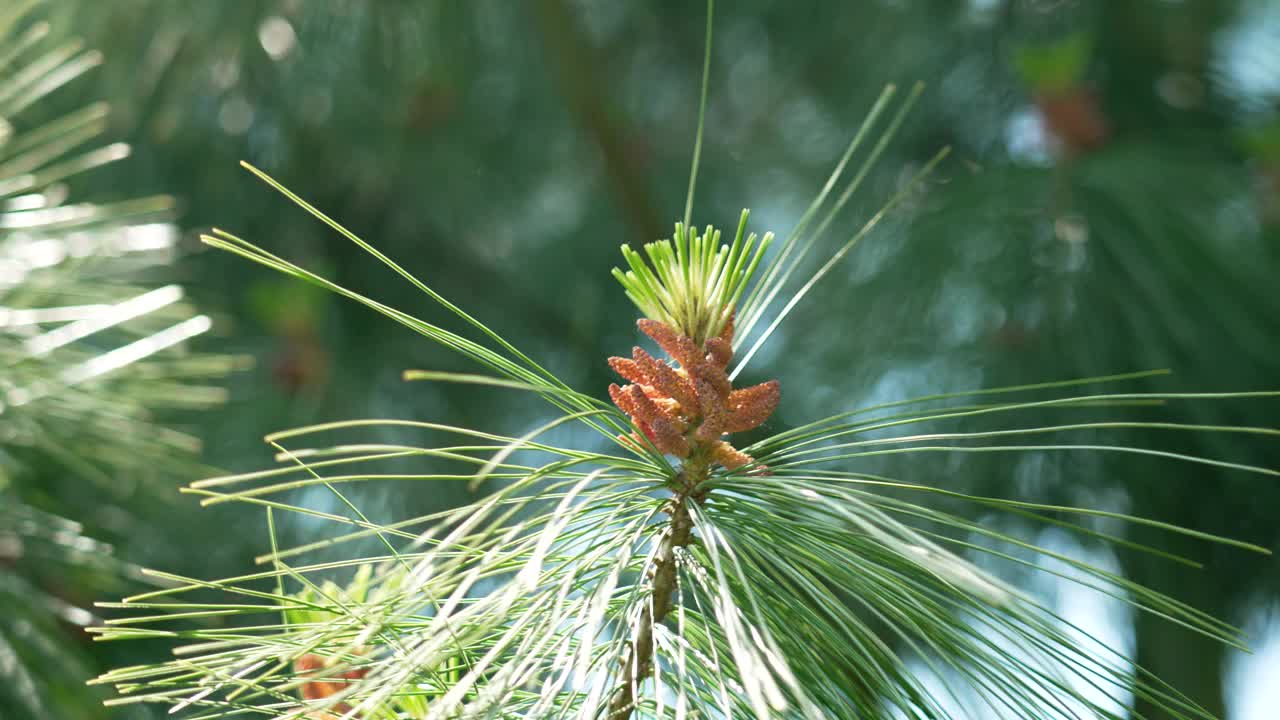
<box><xmin>295</xmin><ymin>652</ymin><xmax>367</xmax><ymax>719</ymax></box>
<box><xmin>607</xmin><ymin>314</ymin><xmax>778</xmax><ymax>472</ymax></box>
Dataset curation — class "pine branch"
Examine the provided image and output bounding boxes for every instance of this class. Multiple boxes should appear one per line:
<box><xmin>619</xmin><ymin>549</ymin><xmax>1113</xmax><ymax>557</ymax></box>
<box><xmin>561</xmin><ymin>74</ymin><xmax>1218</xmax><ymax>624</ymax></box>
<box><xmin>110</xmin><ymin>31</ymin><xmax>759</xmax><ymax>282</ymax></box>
<box><xmin>608</xmin><ymin>473</ymin><xmax>698</xmax><ymax>720</ymax></box>
<box><xmin>0</xmin><ymin>2</ymin><xmax>240</xmax><ymax>717</ymax></box>
<box><xmin>83</xmin><ymin>3</ymin><xmax>1278</xmax><ymax>718</ymax></box>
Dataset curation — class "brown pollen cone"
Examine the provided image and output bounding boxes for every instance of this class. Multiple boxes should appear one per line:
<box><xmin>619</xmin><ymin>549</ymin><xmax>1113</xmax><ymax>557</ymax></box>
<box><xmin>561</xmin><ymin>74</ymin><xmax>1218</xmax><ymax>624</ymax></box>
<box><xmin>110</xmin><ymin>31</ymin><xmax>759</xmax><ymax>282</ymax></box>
<box><xmin>295</xmin><ymin>653</ymin><xmax>367</xmax><ymax>716</ymax></box>
<box><xmin>609</xmin><ymin>314</ymin><xmax>778</xmax><ymax>473</ymax></box>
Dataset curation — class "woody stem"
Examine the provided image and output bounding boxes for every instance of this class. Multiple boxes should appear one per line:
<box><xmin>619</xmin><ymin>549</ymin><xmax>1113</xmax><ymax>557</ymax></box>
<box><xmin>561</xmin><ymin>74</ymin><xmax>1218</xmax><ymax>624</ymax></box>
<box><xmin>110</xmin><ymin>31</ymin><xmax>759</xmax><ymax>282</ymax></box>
<box><xmin>606</xmin><ymin>467</ymin><xmax>702</xmax><ymax>720</ymax></box>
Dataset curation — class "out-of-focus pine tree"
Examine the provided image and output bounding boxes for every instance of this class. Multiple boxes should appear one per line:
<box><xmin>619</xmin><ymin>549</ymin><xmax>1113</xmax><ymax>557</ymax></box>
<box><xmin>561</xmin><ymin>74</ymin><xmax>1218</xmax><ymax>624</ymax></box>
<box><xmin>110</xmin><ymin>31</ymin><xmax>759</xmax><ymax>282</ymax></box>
<box><xmin>0</xmin><ymin>2</ymin><xmax>243</xmax><ymax>716</ymax></box>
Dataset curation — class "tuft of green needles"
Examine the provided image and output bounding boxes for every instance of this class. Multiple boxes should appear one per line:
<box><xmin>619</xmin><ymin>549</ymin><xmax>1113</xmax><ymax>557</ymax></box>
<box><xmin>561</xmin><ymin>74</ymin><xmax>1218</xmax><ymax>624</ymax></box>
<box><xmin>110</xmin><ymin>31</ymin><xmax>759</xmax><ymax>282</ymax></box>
<box><xmin>612</xmin><ymin>209</ymin><xmax>773</xmax><ymax>345</ymax></box>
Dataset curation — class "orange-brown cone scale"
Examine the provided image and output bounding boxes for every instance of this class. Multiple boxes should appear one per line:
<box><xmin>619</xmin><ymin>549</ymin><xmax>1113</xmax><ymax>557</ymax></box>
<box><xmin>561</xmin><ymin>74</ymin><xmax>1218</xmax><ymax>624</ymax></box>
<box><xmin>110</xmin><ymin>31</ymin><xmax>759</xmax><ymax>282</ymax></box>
<box><xmin>636</xmin><ymin>319</ymin><xmax>702</xmax><ymax>369</ymax></box>
<box><xmin>608</xmin><ymin>314</ymin><xmax>777</xmax><ymax>473</ymax></box>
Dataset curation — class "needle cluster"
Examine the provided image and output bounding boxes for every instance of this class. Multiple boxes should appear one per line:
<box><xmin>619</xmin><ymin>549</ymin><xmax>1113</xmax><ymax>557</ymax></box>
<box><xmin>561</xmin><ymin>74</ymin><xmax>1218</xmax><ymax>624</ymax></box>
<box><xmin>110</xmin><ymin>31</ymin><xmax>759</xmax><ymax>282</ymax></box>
<box><xmin>612</xmin><ymin>212</ymin><xmax>772</xmax><ymax>346</ymax></box>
